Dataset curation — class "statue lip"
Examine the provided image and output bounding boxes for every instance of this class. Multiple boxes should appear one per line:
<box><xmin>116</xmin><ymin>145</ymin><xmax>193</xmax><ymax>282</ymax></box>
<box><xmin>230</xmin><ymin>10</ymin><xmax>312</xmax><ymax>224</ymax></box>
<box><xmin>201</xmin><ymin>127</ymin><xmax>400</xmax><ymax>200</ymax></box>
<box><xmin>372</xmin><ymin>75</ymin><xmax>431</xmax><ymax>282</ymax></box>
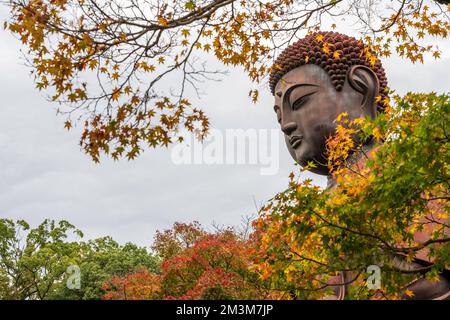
<box><xmin>289</xmin><ymin>135</ymin><xmax>303</xmax><ymax>149</ymax></box>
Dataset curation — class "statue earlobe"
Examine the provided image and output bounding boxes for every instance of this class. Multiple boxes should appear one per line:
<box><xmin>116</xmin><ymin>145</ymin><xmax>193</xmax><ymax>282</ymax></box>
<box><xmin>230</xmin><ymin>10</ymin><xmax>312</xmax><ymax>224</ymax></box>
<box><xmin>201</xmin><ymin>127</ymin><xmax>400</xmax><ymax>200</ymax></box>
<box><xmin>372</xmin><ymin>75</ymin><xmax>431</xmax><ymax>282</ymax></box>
<box><xmin>347</xmin><ymin>65</ymin><xmax>380</xmax><ymax>120</ymax></box>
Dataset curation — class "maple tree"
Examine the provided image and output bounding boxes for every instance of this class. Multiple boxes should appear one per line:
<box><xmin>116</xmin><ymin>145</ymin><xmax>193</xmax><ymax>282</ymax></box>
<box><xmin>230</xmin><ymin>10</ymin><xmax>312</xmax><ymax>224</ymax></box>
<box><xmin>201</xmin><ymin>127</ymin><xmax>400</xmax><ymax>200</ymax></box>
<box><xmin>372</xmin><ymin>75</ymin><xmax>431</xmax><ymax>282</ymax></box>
<box><xmin>4</xmin><ymin>0</ymin><xmax>450</xmax><ymax>161</ymax></box>
<box><xmin>151</xmin><ymin>221</ymin><xmax>207</xmax><ymax>260</ymax></box>
<box><xmin>100</xmin><ymin>221</ymin><xmax>270</xmax><ymax>300</ymax></box>
<box><xmin>3</xmin><ymin>1</ymin><xmax>450</xmax><ymax>301</ymax></box>
<box><xmin>252</xmin><ymin>92</ymin><xmax>450</xmax><ymax>299</ymax></box>
<box><xmin>102</xmin><ymin>268</ymin><xmax>161</xmax><ymax>300</ymax></box>
<box><xmin>153</xmin><ymin>222</ymin><xmax>269</xmax><ymax>299</ymax></box>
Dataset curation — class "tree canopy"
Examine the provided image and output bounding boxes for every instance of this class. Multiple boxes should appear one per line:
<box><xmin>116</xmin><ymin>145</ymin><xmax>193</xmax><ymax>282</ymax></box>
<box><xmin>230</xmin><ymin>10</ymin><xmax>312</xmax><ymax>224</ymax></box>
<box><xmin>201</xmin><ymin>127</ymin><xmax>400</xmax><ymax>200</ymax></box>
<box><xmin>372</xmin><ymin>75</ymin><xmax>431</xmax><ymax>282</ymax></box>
<box><xmin>5</xmin><ymin>0</ymin><xmax>450</xmax><ymax>161</ymax></box>
<box><xmin>0</xmin><ymin>218</ymin><xmax>160</xmax><ymax>300</ymax></box>
<box><xmin>253</xmin><ymin>92</ymin><xmax>450</xmax><ymax>299</ymax></box>
<box><xmin>2</xmin><ymin>0</ymin><xmax>450</xmax><ymax>301</ymax></box>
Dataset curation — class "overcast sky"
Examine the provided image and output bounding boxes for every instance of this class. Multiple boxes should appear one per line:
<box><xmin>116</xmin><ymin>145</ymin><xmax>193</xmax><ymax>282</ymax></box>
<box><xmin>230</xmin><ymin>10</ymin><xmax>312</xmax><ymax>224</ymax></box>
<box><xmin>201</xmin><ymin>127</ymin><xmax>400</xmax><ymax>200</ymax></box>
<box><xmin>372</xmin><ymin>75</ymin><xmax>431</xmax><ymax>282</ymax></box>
<box><xmin>1</xmin><ymin>10</ymin><xmax>449</xmax><ymax>247</ymax></box>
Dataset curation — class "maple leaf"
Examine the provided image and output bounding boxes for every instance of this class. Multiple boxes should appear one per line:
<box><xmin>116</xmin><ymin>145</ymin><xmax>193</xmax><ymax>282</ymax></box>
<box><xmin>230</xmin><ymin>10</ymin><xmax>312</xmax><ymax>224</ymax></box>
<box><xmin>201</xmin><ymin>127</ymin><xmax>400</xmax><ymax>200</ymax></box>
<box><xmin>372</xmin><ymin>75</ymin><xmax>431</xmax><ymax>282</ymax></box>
<box><xmin>372</xmin><ymin>127</ymin><xmax>383</xmax><ymax>141</ymax></box>
<box><xmin>432</xmin><ymin>51</ymin><xmax>441</xmax><ymax>59</ymax></box>
<box><xmin>158</xmin><ymin>17</ymin><xmax>168</xmax><ymax>26</ymax></box>
<box><xmin>333</xmin><ymin>51</ymin><xmax>341</xmax><ymax>59</ymax></box>
<box><xmin>181</xmin><ymin>29</ymin><xmax>190</xmax><ymax>37</ymax></box>
<box><xmin>89</xmin><ymin>59</ymin><xmax>98</xmax><ymax>70</ymax></box>
<box><xmin>405</xmin><ymin>289</ymin><xmax>414</xmax><ymax>297</ymax></box>
<box><xmin>111</xmin><ymin>88</ymin><xmax>121</xmax><ymax>101</ymax></box>
<box><xmin>336</xmin><ymin>112</ymin><xmax>348</xmax><ymax>122</ymax></box>
<box><xmin>185</xmin><ymin>0</ymin><xmax>195</xmax><ymax>10</ymax></box>
<box><xmin>64</xmin><ymin>120</ymin><xmax>72</xmax><ymax>130</ymax></box>
<box><xmin>124</xmin><ymin>86</ymin><xmax>132</xmax><ymax>95</ymax></box>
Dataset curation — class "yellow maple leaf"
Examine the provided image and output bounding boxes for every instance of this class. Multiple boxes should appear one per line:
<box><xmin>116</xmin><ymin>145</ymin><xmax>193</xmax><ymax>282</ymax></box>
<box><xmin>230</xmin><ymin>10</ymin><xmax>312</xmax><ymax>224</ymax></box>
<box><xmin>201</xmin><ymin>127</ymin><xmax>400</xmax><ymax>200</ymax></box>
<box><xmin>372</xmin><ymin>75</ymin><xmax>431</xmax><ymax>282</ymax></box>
<box><xmin>111</xmin><ymin>88</ymin><xmax>121</xmax><ymax>101</ymax></box>
<box><xmin>336</xmin><ymin>112</ymin><xmax>348</xmax><ymax>122</ymax></box>
<box><xmin>305</xmin><ymin>55</ymin><xmax>309</xmax><ymax>63</ymax></box>
<box><xmin>181</xmin><ymin>29</ymin><xmax>190</xmax><ymax>38</ymax></box>
<box><xmin>333</xmin><ymin>51</ymin><xmax>341</xmax><ymax>59</ymax></box>
<box><xmin>316</xmin><ymin>34</ymin><xmax>324</xmax><ymax>42</ymax></box>
<box><xmin>89</xmin><ymin>59</ymin><xmax>98</xmax><ymax>70</ymax></box>
<box><xmin>433</xmin><ymin>51</ymin><xmax>441</xmax><ymax>59</ymax></box>
<box><xmin>373</xmin><ymin>127</ymin><xmax>383</xmax><ymax>141</ymax></box>
<box><xmin>405</xmin><ymin>289</ymin><xmax>414</xmax><ymax>297</ymax></box>
<box><xmin>158</xmin><ymin>17</ymin><xmax>168</xmax><ymax>26</ymax></box>
<box><xmin>322</xmin><ymin>44</ymin><xmax>330</xmax><ymax>55</ymax></box>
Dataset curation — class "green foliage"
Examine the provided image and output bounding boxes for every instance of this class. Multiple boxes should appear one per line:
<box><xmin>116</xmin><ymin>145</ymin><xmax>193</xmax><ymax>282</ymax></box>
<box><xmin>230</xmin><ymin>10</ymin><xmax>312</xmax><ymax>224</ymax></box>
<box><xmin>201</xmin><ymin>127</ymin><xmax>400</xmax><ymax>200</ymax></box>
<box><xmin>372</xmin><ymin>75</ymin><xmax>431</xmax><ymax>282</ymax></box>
<box><xmin>49</xmin><ymin>237</ymin><xmax>160</xmax><ymax>300</ymax></box>
<box><xmin>253</xmin><ymin>92</ymin><xmax>450</xmax><ymax>299</ymax></box>
<box><xmin>0</xmin><ymin>219</ymin><xmax>160</xmax><ymax>300</ymax></box>
<box><xmin>3</xmin><ymin>92</ymin><xmax>450</xmax><ymax>301</ymax></box>
<box><xmin>0</xmin><ymin>219</ymin><xmax>82</xmax><ymax>299</ymax></box>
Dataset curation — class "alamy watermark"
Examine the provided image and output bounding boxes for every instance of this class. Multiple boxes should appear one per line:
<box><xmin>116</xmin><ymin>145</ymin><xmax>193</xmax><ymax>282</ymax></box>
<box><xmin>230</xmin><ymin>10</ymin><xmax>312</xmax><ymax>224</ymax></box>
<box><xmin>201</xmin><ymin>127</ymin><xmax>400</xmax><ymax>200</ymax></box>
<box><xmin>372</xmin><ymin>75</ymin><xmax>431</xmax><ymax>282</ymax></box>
<box><xmin>171</xmin><ymin>128</ymin><xmax>280</xmax><ymax>175</ymax></box>
<box><xmin>366</xmin><ymin>265</ymin><xmax>381</xmax><ymax>289</ymax></box>
<box><xmin>66</xmin><ymin>264</ymin><xmax>81</xmax><ymax>290</ymax></box>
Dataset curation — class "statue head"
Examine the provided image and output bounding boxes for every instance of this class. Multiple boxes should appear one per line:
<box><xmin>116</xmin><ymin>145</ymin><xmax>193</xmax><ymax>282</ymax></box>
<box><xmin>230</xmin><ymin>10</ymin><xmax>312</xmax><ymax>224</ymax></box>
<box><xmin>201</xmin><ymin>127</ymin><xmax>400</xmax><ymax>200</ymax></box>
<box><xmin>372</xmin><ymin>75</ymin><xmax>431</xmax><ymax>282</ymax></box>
<box><xmin>269</xmin><ymin>31</ymin><xmax>388</xmax><ymax>175</ymax></box>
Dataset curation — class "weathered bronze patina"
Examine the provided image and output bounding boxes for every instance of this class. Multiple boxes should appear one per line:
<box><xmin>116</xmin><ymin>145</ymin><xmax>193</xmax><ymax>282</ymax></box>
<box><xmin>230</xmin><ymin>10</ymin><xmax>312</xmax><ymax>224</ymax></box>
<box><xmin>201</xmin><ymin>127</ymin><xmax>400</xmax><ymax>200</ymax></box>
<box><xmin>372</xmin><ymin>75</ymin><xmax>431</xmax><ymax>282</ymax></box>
<box><xmin>270</xmin><ymin>31</ymin><xmax>450</xmax><ymax>299</ymax></box>
<box><xmin>271</xmin><ymin>31</ymin><xmax>386</xmax><ymax>175</ymax></box>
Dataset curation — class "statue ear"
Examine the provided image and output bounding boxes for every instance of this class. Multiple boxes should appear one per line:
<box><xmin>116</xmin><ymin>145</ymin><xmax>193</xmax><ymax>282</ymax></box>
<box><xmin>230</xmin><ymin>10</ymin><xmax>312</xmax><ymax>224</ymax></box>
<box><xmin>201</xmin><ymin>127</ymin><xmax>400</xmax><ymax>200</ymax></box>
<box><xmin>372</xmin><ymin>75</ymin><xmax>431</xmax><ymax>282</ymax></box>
<box><xmin>347</xmin><ymin>65</ymin><xmax>380</xmax><ymax>120</ymax></box>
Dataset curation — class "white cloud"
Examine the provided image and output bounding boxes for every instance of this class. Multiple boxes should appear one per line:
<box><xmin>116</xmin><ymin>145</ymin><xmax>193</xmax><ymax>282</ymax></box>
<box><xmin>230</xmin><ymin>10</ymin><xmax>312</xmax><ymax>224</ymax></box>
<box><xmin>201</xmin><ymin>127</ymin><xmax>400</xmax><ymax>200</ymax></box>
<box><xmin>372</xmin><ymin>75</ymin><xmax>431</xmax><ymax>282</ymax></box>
<box><xmin>0</xmin><ymin>14</ymin><xmax>448</xmax><ymax>246</ymax></box>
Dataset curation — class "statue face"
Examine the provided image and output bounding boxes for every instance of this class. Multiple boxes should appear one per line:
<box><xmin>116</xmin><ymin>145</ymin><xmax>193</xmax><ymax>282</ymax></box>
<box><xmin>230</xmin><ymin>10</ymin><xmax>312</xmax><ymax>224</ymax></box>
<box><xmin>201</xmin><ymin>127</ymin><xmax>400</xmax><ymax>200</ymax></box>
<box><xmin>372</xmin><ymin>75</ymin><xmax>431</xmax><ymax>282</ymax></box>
<box><xmin>274</xmin><ymin>64</ymin><xmax>371</xmax><ymax>175</ymax></box>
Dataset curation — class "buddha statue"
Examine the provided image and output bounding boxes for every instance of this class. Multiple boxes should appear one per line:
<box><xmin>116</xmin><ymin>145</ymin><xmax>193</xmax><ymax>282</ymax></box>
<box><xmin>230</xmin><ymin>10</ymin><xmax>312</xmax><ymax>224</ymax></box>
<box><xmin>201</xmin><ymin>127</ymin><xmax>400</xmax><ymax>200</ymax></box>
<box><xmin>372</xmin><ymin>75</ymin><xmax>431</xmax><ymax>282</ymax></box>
<box><xmin>269</xmin><ymin>31</ymin><xmax>450</xmax><ymax>299</ymax></box>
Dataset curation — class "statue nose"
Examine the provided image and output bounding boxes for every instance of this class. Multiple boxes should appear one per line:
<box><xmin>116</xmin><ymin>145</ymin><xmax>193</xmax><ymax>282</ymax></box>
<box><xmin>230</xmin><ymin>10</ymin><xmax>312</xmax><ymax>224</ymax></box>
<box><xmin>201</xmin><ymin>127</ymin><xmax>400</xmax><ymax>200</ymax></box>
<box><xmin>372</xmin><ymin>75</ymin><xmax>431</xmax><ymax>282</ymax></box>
<box><xmin>281</xmin><ymin>122</ymin><xmax>297</xmax><ymax>135</ymax></box>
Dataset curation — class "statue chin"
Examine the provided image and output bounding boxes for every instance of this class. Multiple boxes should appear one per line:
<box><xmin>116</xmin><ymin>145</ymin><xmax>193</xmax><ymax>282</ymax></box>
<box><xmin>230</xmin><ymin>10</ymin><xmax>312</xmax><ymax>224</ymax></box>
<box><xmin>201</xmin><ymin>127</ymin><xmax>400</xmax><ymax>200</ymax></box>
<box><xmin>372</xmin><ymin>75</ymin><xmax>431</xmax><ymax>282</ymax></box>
<box><xmin>284</xmin><ymin>137</ymin><xmax>331</xmax><ymax>176</ymax></box>
<box><xmin>286</xmin><ymin>142</ymin><xmax>330</xmax><ymax>175</ymax></box>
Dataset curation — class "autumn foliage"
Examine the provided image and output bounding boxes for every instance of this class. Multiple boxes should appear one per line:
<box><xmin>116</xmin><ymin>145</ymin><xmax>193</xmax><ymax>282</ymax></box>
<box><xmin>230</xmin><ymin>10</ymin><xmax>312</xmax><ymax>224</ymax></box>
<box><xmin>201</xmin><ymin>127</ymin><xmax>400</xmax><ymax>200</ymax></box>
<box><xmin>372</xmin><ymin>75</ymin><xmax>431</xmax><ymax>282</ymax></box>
<box><xmin>2</xmin><ymin>0</ymin><xmax>450</xmax><ymax>301</ymax></box>
<box><xmin>101</xmin><ymin>222</ymin><xmax>270</xmax><ymax>300</ymax></box>
<box><xmin>102</xmin><ymin>269</ymin><xmax>161</xmax><ymax>300</ymax></box>
<box><xmin>252</xmin><ymin>93</ymin><xmax>450</xmax><ymax>299</ymax></box>
<box><xmin>5</xmin><ymin>0</ymin><xmax>450</xmax><ymax>161</ymax></box>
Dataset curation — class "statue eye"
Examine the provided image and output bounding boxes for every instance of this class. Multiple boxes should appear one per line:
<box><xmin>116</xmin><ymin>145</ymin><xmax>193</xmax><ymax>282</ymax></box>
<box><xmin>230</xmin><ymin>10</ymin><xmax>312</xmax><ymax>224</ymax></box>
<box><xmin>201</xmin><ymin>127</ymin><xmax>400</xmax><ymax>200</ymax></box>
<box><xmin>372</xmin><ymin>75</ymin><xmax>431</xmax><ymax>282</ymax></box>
<box><xmin>292</xmin><ymin>91</ymin><xmax>316</xmax><ymax>110</ymax></box>
<box><xmin>276</xmin><ymin>109</ymin><xmax>282</xmax><ymax>123</ymax></box>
